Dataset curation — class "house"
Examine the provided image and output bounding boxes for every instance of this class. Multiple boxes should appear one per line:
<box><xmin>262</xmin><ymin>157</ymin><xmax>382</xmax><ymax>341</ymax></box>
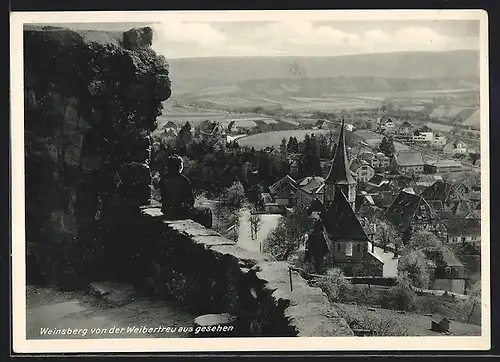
<box><xmin>433</xmin><ymin>246</ymin><xmax>466</xmax><ymax>294</ymax></box>
<box><xmin>268</xmin><ymin>174</ymin><xmax>297</xmax><ymax>206</ymax></box>
<box><xmin>356</xmin><ymin>192</ymin><xmax>385</xmax><ymax>222</ymax></box>
<box><xmin>443</xmin><ymin>141</ymin><xmax>468</xmax><ymax>155</ymax></box>
<box><xmin>420</xmin><ymin>180</ymin><xmax>461</xmax><ymax>209</ymax></box>
<box><xmin>445</xmin><ymin>219</ymin><xmax>481</xmax><ymax>245</ymax></box>
<box><xmin>366</xmin><ymin>174</ymin><xmax>391</xmax><ymax>191</ymax></box>
<box><xmin>397</xmin><ymin>121</ymin><xmax>413</xmax><ymax>135</ymax></box>
<box><xmin>162</xmin><ymin>121</ymin><xmax>179</xmax><ymax>138</ymax></box>
<box><xmin>295</xmin><ymin>176</ymin><xmax>325</xmax><ymax>210</ymax></box>
<box><xmin>384</xmin><ymin>190</ymin><xmax>444</xmax><ymax>239</ymax></box>
<box><xmin>392</xmin><ymin>151</ymin><xmax>425</xmax><ymax>174</ymax></box>
<box><xmin>439</xmin><ymin>199</ymin><xmax>478</xmax><ymax>221</ymax></box>
<box><xmin>163</xmin><ymin>121</ymin><xmax>178</xmax><ymax>132</ymax></box>
<box><xmin>199</xmin><ymin>121</ymin><xmax>227</xmax><ymax>147</ymax></box>
<box><xmin>314</xmin><ymin>120</ymin><xmax>332</xmax><ymax>130</ymax></box>
<box><xmin>412</xmin><ymin>130</ymin><xmax>434</xmax><ymax>143</ymax></box>
<box><xmin>432</xmin><ymin>133</ymin><xmax>447</xmax><ymax>148</ymax></box>
<box><xmin>431</xmin><ymin>316</ymin><xmax>451</xmax><ymax>333</ymax></box>
<box><xmin>305</xmin><ymin>187</ymin><xmax>384</xmax><ymax>277</ymax></box>
<box><xmin>350</xmin><ymin>160</ymin><xmax>375</xmax><ymax>183</ymax></box>
<box><xmin>377</xmin><ymin>115</ymin><xmax>395</xmax><ymax>132</ymax></box>
<box><xmin>358</xmin><ymin>151</ymin><xmax>391</xmax><ymax>171</ymax></box>
<box><xmin>345</xmin><ymin>123</ymin><xmax>355</xmax><ymax>132</ymax></box>
<box><xmin>415</xmin><ymin>174</ymin><xmax>443</xmax><ymax>189</ymax></box>
<box><xmin>425</xmin><ymin>160</ymin><xmax>463</xmax><ymax>174</ymax></box>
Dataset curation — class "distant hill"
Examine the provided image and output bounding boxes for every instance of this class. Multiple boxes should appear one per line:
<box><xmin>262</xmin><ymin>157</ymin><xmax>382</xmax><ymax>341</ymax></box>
<box><xmin>168</xmin><ymin>50</ymin><xmax>480</xmax><ymax>94</ymax></box>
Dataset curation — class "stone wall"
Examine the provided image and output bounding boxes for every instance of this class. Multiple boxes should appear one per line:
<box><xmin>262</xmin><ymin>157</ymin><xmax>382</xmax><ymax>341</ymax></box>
<box><xmin>118</xmin><ymin>207</ymin><xmax>353</xmax><ymax>337</ymax></box>
<box><xmin>24</xmin><ymin>25</ymin><xmax>171</xmax><ymax>287</ymax></box>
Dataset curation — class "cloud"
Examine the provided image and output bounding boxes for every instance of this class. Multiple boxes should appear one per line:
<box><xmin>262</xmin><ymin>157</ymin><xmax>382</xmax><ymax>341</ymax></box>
<box><xmin>152</xmin><ymin>21</ymin><xmax>226</xmax><ymax>47</ymax></box>
<box><xmin>251</xmin><ymin>21</ymin><xmax>360</xmax><ymax>47</ymax></box>
<box><xmin>248</xmin><ymin>21</ymin><xmax>477</xmax><ymax>55</ymax></box>
<box><xmin>150</xmin><ymin>20</ymin><xmax>479</xmax><ymax>58</ymax></box>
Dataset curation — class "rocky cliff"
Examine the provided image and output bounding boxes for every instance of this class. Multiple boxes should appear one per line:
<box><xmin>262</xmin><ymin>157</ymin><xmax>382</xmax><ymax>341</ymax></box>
<box><xmin>24</xmin><ymin>25</ymin><xmax>171</xmax><ymax>287</ymax></box>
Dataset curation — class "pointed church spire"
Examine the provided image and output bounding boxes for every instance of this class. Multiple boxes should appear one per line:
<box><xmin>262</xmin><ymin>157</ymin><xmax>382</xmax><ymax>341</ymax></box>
<box><xmin>325</xmin><ymin>118</ymin><xmax>355</xmax><ymax>185</ymax></box>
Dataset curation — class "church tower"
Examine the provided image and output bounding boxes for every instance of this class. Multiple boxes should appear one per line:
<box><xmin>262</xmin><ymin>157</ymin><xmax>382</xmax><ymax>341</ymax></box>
<box><xmin>324</xmin><ymin>118</ymin><xmax>357</xmax><ymax>210</ymax></box>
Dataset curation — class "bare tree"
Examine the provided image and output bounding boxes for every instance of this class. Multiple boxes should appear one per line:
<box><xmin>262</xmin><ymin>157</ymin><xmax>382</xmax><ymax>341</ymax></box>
<box><xmin>249</xmin><ymin>213</ymin><xmax>261</xmax><ymax>240</ymax></box>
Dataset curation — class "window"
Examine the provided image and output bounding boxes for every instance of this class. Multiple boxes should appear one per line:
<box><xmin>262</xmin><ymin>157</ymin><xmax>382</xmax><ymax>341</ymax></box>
<box><xmin>337</xmin><ymin>243</ymin><xmax>341</xmax><ymax>252</ymax></box>
<box><xmin>346</xmin><ymin>242</ymin><xmax>353</xmax><ymax>257</ymax></box>
<box><xmin>357</xmin><ymin>244</ymin><xmax>361</xmax><ymax>252</ymax></box>
<box><xmin>445</xmin><ymin>267</ymin><xmax>452</xmax><ymax>275</ymax></box>
<box><xmin>461</xmin><ymin>237</ymin><xmax>466</xmax><ymax>243</ymax></box>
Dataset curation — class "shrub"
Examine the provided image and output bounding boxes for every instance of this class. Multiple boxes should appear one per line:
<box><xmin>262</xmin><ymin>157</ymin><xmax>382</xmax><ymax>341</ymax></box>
<box><xmin>382</xmin><ymin>276</ymin><xmax>418</xmax><ymax>311</ymax></box>
<box><xmin>316</xmin><ymin>268</ymin><xmax>350</xmax><ymax>302</ymax></box>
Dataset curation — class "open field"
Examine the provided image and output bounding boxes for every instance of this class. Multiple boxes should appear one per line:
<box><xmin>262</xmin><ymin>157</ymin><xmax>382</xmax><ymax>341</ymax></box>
<box><xmin>192</xmin><ymin>86</ymin><xmax>477</xmax><ymax>115</ymax></box>
<box><xmin>354</xmin><ymin>130</ymin><xmax>410</xmax><ymax>151</ymax></box>
<box><xmin>156</xmin><ymin>104</ymin><xmax>272</xmax><ymax>129</ymax></box>
<box><xmin>236</xmin><ymin>130</ymin><xmax>331</xmax><ymax>150</ymax></box>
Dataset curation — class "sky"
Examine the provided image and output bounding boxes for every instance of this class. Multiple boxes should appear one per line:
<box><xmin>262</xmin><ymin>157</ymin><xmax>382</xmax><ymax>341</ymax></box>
<box><xmin>56</xmin><ymin>19</ymin><xmax>480</xmax><ymax>58</ymax></box>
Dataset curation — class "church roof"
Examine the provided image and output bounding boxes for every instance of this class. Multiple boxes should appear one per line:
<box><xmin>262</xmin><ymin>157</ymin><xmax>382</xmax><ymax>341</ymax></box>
<box><xmin>320</xmin><ymin>187</ymin><xmax>370</xmax><ymax>241</ymax></box>
<box><xmin>325</xmin><ymin>119</ymin><xmax>356</xmax><ymax>185</ymax></box>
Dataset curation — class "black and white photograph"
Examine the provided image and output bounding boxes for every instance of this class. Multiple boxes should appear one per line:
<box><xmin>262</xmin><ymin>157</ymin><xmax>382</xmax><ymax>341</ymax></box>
<box><xmin>11</xmin><ymin>10</ymin><xmax>489</xmax><ymax>353</ymax></box>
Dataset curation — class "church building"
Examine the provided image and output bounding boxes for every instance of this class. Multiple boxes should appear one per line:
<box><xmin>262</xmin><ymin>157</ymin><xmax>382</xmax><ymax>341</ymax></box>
<box><xmin>305</xmin><ymin>119</ymin><xmax>384</xmax><ymax>276</ymax></box>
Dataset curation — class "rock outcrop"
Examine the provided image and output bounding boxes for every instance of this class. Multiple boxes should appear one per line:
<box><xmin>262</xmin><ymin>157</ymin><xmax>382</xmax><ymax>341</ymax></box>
<box><xmin>24</xmin><ymin>25</ymin><xmax>171</xmax><ymax>287</ymax></box>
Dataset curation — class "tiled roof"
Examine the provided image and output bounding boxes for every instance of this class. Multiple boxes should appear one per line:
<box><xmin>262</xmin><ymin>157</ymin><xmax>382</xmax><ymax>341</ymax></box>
<box><xmin>451</xmin><ymin>200</ymin><xmax>473</xmax><ymax>218</ymax></box>
<box><xmin>298</xmin><ymin>176</ymin><xmax>325</xmax><ymax>194</ymax></box>
<box><xmin>432</xmin><ymin>160</ymin><xmax>463</xmax><ymax>168</ymax></box>
<box><xmin>465</xmin><ymin>210</ymin><xmax>481</xmax><ymax>220</ymax></box>
<box><xmin>320</xmin><ymin>187</ymin><xmax>370</xmax><ymax>241</ymax></box>
<box><xmin>441</xmin><ymin>246</ymin><xmax>464</xmax><ymax>267</ymax></box>
<box><xmin>350</xmin><ymin>159</ymin><xmax>371</xmax><ymax>172</ymax></box>
<box><xmin>371</xmin><ymin>192</ymin><xmax>395</xmax><ymax>208</ymax></box>
<box><xmin>165</xmin><ymin>121</ymin><xmax>178</xmax><ymax>129</ymax></box>
<box><xmin>384</xmin><ymin>190</ymin><xmax>438</xmax><ymax>230</ymax></box>
<box><xmin>269</xmin><ymin>174</ymin><xmax>297</xmax><ymax>195</ymax></box>
<box><xmin>394</xmin><ymin>152</ymin><xmax>425</xmax><ymax>167</ymax></box>
<box><xmin>420</xmin><ymin>180</ymin><xmax>454</xmax><ymax>203</ymax></box>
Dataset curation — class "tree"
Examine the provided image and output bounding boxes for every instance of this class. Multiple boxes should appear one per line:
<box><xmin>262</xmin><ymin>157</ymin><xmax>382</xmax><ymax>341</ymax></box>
<box><xmin>468</xmin><ymin>152</ymin><xmax>480</xmax><ymax>166</ymax></box>
<box><xmin>397</xmin><ymin>250</ymin><xmax>430</xmax><ymax>288</ymax></box>
<box><xmin>406</xmin><ymin>230</ymin><xmax>443</xmax><ymax>258</ymax></box>
<box><xmin>287</xmin><ymin>136</ymin><xmax>300</xmax><ymax>153</ymax></box>
<box><xmin>279</xmin><ymin>137</ymin><xmax>288</xmax><ymax>156</ymax></box>
<box><xmin>249</xmin><ymin>213</ymin><xmax>262</xmax><ymax>241</ymax></box>
<box><xmin>316</xmin><ymin>133</ymin><xmax>331</xmax><ymax>159</ymax></box>
<box><xmin>219</xmin><ymin>181</ymin><xmax>246</xmax><ymax>212</ymax></box>
<box><xmin>378</xmin><ymin>135</ymin><xmax>396</xmax><ymax>157</ymax></box>
<box><xmin>298</xmin><ymin>134</ymin><xmax>322</xmax><ymax>178</ymax></box>
<box><xmin>374</xmin><ymin>221</ymin><xmax>402</xmax><ymax>252</ymax></box>
<box><xmin>262</xmin><ymin>208</ymin><xmax>312</xmax><ymax>261</ymax></box>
